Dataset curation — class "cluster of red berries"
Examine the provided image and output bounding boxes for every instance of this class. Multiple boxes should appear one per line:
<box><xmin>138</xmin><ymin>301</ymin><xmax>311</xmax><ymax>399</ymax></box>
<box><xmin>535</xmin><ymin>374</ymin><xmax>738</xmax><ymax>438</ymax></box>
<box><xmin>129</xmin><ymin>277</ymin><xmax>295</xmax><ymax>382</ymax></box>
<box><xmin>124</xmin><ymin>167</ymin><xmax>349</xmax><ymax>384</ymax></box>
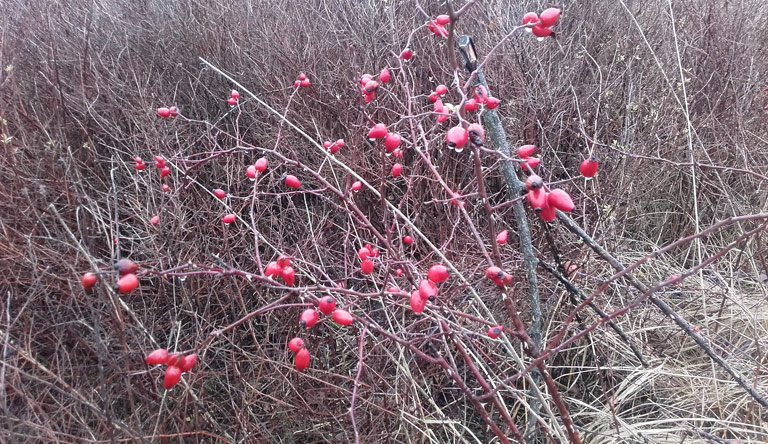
<box><xmin>358</xmin><ymin>244</ymin><xmax>379</xmax><ymax>275</ymax></box>
<box><xmin>485</xmin><ymin>266</ymin><xmax>515</xmax><ymax>286</ymax></box>
<box><xmin>517</xmin><ymin>144</ymin><xmax>540</xmax><ymax>171</ymax></box>
<box><xmin>293</xmin><ymin>72</ymin><xmax>311</xmax><ymax>88</ymax></box>
<box><xmin>156</xmin><ymin>106</ymin><xmax>179</xmax><ymax>118</ymax></box>
<box><xmin>427</xmin><ymin>14</ymin><xmax>450</xmax><ymax>38</ymax></box>
<box><xmin>81</xmin><ymin>258</ymin><xmax>140</xmax><ymax>294</ymax></box>
<box><xmin>145</xmin><ymin>349</ymin><xmax>197</xmax><ymax>389</ymax></box>
<box><xmin>323</xmin><ymin>138</ymin><xmax>345</xmax><ymax>155</ymax></box>
<box><xmin>227</xmin><ymin>90</ymin><xmax>240</xmax><ymax>106</ymax></box>
<box><xmin>266</xmin><ymin>255</ymin><xmax>296</xmax><ymax>286</ymax></box>
<box><xmin>134</xmin><ymin>156</ymin><xmax>146</xmax><ymax>171</ymax></box>
<box><xmin>287</xmin><ymin>337</ymin><xmax>310</xmax><ymax>371</ymax></box>
<box><xmin>289</xmin><ymin>296</ymin><xmax>354</xmax><ymax>372</ymax></box>
<box><xmin>523</xmin><ymin>7</ymin><xmax>562</xmax><ymax>39</ymax></box>
<box><xmin>367</xmin><ymin>123</ymin><xmax>405</xmax><ymax>177</ymax></box>
<box><xmin>525</xmin><ymin>174</ymin><xmax>574</xmax><ymax>221</ymax></box>
<box><xmin>246</xmin><ymin>157</ymin><xmax>268</xmax><ymax>180</ymax></box>
<box><xmin>410</xmin><ymin>264</ymin><xmax>451</xmax><ymax>314</ymax></box>
<box><xmin>360</xmin><ymin>68</ymin><xmax>389</xmax><ymax>103</ymax></box>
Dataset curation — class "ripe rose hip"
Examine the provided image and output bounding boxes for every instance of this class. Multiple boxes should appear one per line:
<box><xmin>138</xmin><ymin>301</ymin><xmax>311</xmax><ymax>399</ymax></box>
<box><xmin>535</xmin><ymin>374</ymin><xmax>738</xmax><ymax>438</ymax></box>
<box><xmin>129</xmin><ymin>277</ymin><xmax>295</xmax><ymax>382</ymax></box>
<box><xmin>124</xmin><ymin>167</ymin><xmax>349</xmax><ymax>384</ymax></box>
<box><xmin>391</xmin><ymin>163</ymin><xmax>403</xmax><ymax>178</ymax></box>
<box><xmin>532</xmin><ymin>24</ymin><xmax>553</xmax><ymax>38</ymax></box>
<box><xmin>527</xmin><ymin>188</ymin><xmax>548</xmax><ymax>211</ymax></box>
<box><xmin>160</xmin><ymin>166</ymin><xmax>171</xmax><ymax>178</ymax></box>
<box><xmin>358</xmin><ymin>246</ymin><xmax>371</xmax><ymax>260</ymax></box>
<box><xmin>368</xmin><ymin>123</ymin><xmax>388</xmax><ymax>139</ymax></box>
<box><xmin>485</xmin><ymin>266</ymin><xmax>504</xmax><ymax>282</ymax></box>
<box><xmin>157</xmin><ymin>107</ymin><xmax>171</xmax><ymax>118</ymax></box>
<box><xmin>436</xmin><ymin>14</ymin><xmax>450</xmax><ymax>26</ymax></box>
<box><xmin>246</xmin><ymin>165</ymin><xmax>257</xmax><ymax>179</ymax></box>
<box><xmin>525</xmin><ymin>174</ymin><xmax>544</xmax><ymax>190</ymax></box>
<box><xmin>277</xmin><ymin>255</ymin><xmax>291</xmax><ymax>268</ymax></box>
<box><xmin>361</xmin><ymin>258</ymin><xmax>374</xmax><ymax>274</ymax></box>
<box><xmin>135</xmin><ymin>162</ymin><xmax>146</xmax><ymax>171</ymax></box>
<box><xmin>150</xmin><ymin>215</ymin><xmax>160</xmax><ymax>226</ymax></box>
<box><xmin>539</xmin><ymin>7</ymin><xmax>561</xmax><ymax>27</ymax></box>
<box><xmin>446</xmin><ymin>126</ymin><xmax>469</xmax><ymax>149</ymax></box>
<box><xmin>410</xmin><ymin>290</ymin><xmax>427</xmax><ymax>314</ymax></box>
<box><xmin>288</xmin><ymin>337</ymin><xmax>305</xmax><ymax>353</ymax></box>
<box><xmin>222</xmin><ymin>214</ymin><xmax>236</xmax><ymax>224</ymax></box>
<box><xmin>227</xmin><ymin>97</ymin><xmax>237</xmax><ymax>106</ymax></box>
<box><xmin>540</xmin><ymin>204</ymin><xmax>557</xmax><ymax>222</ymax></box>
<box><xmin>331</xmin><ymin>309</ymin><xmax>354</xmax><ymax>326</ymax></box>
<box><xmin>351</xmin><ymin>181</ymin><xmax>362</xmax><ymax>192</ymax></box>
<box><xmin>178</xmin><ymin>354</ymin><xmax>197</xmax><ymax>372</ymax></box>
<box><xmin>401</xmin><ymin>49</ymin><xmax>413</xmax><ymax>60</ymax></box>
<box><xmin>485</xmin><ymin>97</ymin><xmax>500</xmax><ymax>109</ymax></box>
<box><xmin>428</xmin><ymin>264</ymin><xmax>451</xmax><ymax>283</ymax></box>
<box><xmin>379</xmin><ymin>68</ymin><xmax>391</xmax><ymax>83</ymax></box>
<box><xmin>418</xmin><ymin>279</ymin><xmax>438</xmax><ymax>299</ymax></box>
<box><xmin>254</xmin><ymin>157</ymin><xmax>268</xmax><ymax>173</ymax></box>
<box><xmin>403</xmin><ymin>235</ymin><xmax>413</xmax><ymax>245</ymax></box>
<box><xmin>487</xmin><ymin>326</ymin><xmax>504</xmax><ymax>339</ymax></box>
<box><xmin>300</xmin><ymin>78</ymin><xmax>311</xmax><ymax>87</ymax></box>
<box><xmin>281</xmin><ymin>266</ymin><xmax>296</xmax><ymax>286</ymax></box>
<box><xmin>427</xmin><ymin>21</ymin><xmax>448</xmax><ymax>37</ymax></box>
<box><xmin>385</xmin><ymin>133</ymin><xmax>402</xmax><ymax>152</ymax></box>
<box><xmin>81</xmin><ymin>272</ymin><xmax>98</xmax><ymax>290</ymax></box>
<box><xmin>298</xmin><ymin>73</ymin><xmax>307</xmax><ymax>81</ymax></box>
<box><xmin>294</xmin><ymin>348</ymin><xmax>310</xmax><ymax>371</ymax></box>
<box><xmin>284</xmin><ymin>174</ymin><xmax>301</xmax><ymax>189</ymax></box>
<box><xmin>496</xmin><ymin>230</ymin><xmax>508</xmax><ymax>245</ymax></box>
<box><xmin>116</xmin><ymin>258</ymin><xmax>138</xmax><ymax>276</ymax></box>
<box><xmin>116</xmin><ymin>273</ymin><xmax>139</xmax><ymax>294</ymax></box>
<box><xmin>464</xmin><ymin>98</ymin><xmax>478</xmax><ymax>112</ymax></box>
<box><xmin>547</xmin><ymin>189</ymin><xmax>574</xmax><ymax>212</ymax></box>
<box><xmin>163</xmin><ymin>365</ymin><xmax>182</xmax><ymax>389</ymax></box>
<box><xmin>518</xmin><ymin>145</ymin><xmax>536</xmax><ymax>158</ymax></box>
<box><xmin>435</xmin><ymin>85</ymin><xmax>448</xmax><ymax>96</ymax></box>
<box><xmin>395</xmin><ymin>268</ymin><xmax>403</xmax><ymax>276</ymax></box>
<box><xmin>522</xmin><ymin>157</ymin><xmax>540</xmax><ymax>169</ymax></box>
<box><xmin>522</xmin><ymin>12</ymin><xmax>539</xmax><ymax>28</ymax></box>
<box><xmin>145</xmin><ymin>348</ymin><xmax>169</xmax><ymax>365</ymax></box>
<box><xmin>231</xmin><ymin>89</ymin><xmax>240</xmax><ymax>100</ymax></box>
<box><xmin>299</xmin><ymin>309</ymin><xmax>320</xmax><ymax>328</ymax></box>
<box><xmin>392</xmin><ymin>148</ymin><xmax>403</xmax><ymax>159</ymax></box>
<box><xmin>318</xmin><ymin>296</ymin><xmax>337</xmax><ymax>315</ymax></box>
<box><xmin>213</xmin><ymin>189</ymin><xmax>226</xmax><ymax>199</ymax></box>
<box><xmin>265</xmin><ymin>261</ymin><xmax>282</xmax><ymax>278</ymax></box>
<box><xmin>580</xmin><ymin>157</ymin><xmax>599</xmax><ymax>177</ymax></box>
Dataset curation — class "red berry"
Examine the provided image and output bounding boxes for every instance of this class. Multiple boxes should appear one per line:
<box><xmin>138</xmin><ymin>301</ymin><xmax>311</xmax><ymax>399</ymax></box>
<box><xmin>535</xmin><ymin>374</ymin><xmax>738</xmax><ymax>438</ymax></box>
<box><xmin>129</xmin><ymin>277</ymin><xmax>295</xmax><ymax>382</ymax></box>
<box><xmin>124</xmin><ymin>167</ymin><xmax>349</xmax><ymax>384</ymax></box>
<box><xmin>298</xmin><ymin>72</ymin><xmax>307</xmax><ymax>81</ymax></box>
<box><xmin>485</xmin><ymin>97</ymin><xmax>500</xmax><ymax>109</ymax></box>
<box><xmin>300</xmin><ymin>79</ymin><xmax>310</xmax><ymax>87</ymax></box>
<box><xmin>436</xmin><ymin>14</ymin><xmax>450</xmax><ymax>26</ymax></box>
<box><xmin>281</xmin><ymin>266</ymin><xmax>296</xmax><ymax>286</ymax></box>
<box><xmin>361</xmin><ymin>259</ymin><xmax>374</xmax><ymax>275</ymax></box>
<box><xmin>246</xmin><ymin>165</ymin><xmax>257</xmax><ymax>179</ymax></box>
<box><xmin>135</xmin><ymin>162</ymin><xmax>146</xmax><ymax>171</ymax></box>
<box><xmin>392</xmin><ymin>148</ymin><xmax>403</xmax><ymax>159</ymax></box>
<box><xmin>391</xmin><ymin>163</ymin><xmax>403</xmax><ymax>178</ymax></box>
<box><xmin>116</xmin><ymin>258</ymin><xmax>138</xmax><ymax>276</ymax></box>
<box><xmin>169</xmin><ymin>106</ymin><xmax>179</xmax><ymax>117</ymax></box>
<box><xmin>368</xmin><ymin>123</ymin><xmax>388</xmax><ymax>139</ymax></box>
<box><xmin>231</xmin><ymin>89</ymin><xmax>240</xmax><ymax>99</ymax></box>
<box><xmin>157</xmin><ymin>107</ymin><xmax>171</xmax><ymax>118</ymax></box>
<box><xmin>496</xmin><ymin>230</ymin><xmax>508</xmax><ymax>245</ymax></box>
<box><xmin>401</xmin><ymin>49</ymin><xmax>413</xmax><ymax>60</ymax></box>
<box><xmin>580</xmin><ymin>158</ymin><xmax>599</xmax><ymax>177</ymax></box>
<box><xmin>527</xmin><ymin>189</ymin><xmax>548</xmax><ymax>211</ymax></box>
<box><xmin>178</xmin><ymin>354</ymin><xmax>197</xmax><ymax>372</ymax></box>
<box><xmin>336</xmin><ymin>139</ymin><xmax>345</xmax><ymax>148</ymax></box>
<box><xmin>163</xmin><ymin>365</ymin><xmax>182</xmax><ymax>389</ymax></box>
<box><xmin>213</xmin><ymin>189</ymin><xmax>226</xmax><ymax>199</ymax></box>
<box><xmin>294</xmin><ymin>80</ymin><xmax>301</xmax><ymax>88</ymax></box>
<box><xmin>150</xmin><ymin>215</ymin><xmax>160</xmax><ymax>226</ymax></box>
<box><xmin>464</xmin><ymin>98</ymin><xmax>478</xmax><ymax>112</ymax></box>
<box><xmin>162</xmin><ymin>184</ymin><xmax>171</xmax><ymax>192</ymax></box>
<box><xmin>532</xmin><ymin>24</ymin><xmax>553</xmax><ymax>38</ymax></box>
<box><xmin>254</xmin><ymin>157</ymin><xmax>268</xmax><ymax>173</ymax></box>
<box><xmin>379</xmin><ymin>68</ymin><xmax>391</xmax><ymax>83</ymax></box>
<box><xmin>410</xmin><ymin>291</ymin><xmax>427</xmax><ymax>314</ymax></box>
<box><xmin>364</xmin><ymin>80</ymin><xmax>379</xmax><ymax>93</ymax></box>
<box><xmin>360</xmin><ymin>74</ymin><xmax>373</xmax><ymax>87</ymax></box>
<box><xmin>403</xmin><ymin>235</ymin><xmax>413</xmax><ymax>245</ymax></box>
<box><xmin>518</xmin><ymin>145</ymin><xmax>536</xmax><ymax>158</ymax></box>
<box><xmin>525</xmin><ymin>174</ymin><xmax>544</xmax><ymax>190</ymax></box>
<box><xmin>395</xmin><ymin>268</ymin><xmax>404</xmax><ymax>276</ymax></box>
<box><xmin>294</xmin><ymin>347</ymin><xmax>310</xmax><ymax>371</ymax></box>
<box><xmin>522</xmin><ymin>12</ymin><xmax>539</xmax><ymax>27</ymax></box>
<box><xmin>277</xmin><ymin>255</ymin><xmax>291</xmax><ymax>268</ymax></box>
<box><xmin>358</xmin><ymin>246</ymin><xmax>371</xmax><ymax>260</ymax></box>
<box><xmin>145</xmin><ymin>348</ymin><xmax>169</xmax><ymax>365</ymax></box>
<box><xmin>428</xmin><ymin>265</ymin><xmax>451</xmax><ymax>283</ymax></box>
<box><xmin>427</xmin><ymin>21</ymin><xmax>448</xmax><ymax>37</ymax></box>
<box><xmin>418</xmin><ymin>279</ymin><xmax>438</xmax><ymax>299</ymax></box>
<box><xmin>227</xmin><ymin>97</ymin><xmax>237</xmax><ymax>106</ymax></box>
<box><xmin>385</xmin><ymin>133</ymin><xmax>402</xmax><ymax>152</ymax></box>
<box><xmin>265</xmin><ymin>261</ymin><xmax>282</xmax><ymax>278</ymax></box>
<box><xmin>160</xmin><ymin>166</ymin><xmax>170</xmax><ymax>178</ymax></box>
<box><xmin>435</xmin><ymin>84</ymin><xmax>448</xmax><ymax>96</ymax></box>
<box><xmin>351</xmin><ymin>181</ymin><xmax>362</xmax><ymax>192</ymax></box>
<box><xmin>284</xmin><ymin>175</ymin><xmax>301</xmax><ymax>189</ymax></box>
<box><xmin>222</xmin><ymin>214</ymin><xmax>236</xmax><ymax>224</ymax></box>
<box><xmin>522</xmin><ymin>157</ymin><xmax>540</xmax><ymax>170</ymax></box>
<box><xmin>539</xmin><ymin>8</ymin><xmax>561</xmax><ymax>27</ymax></box>
<box><xmin>81</xmin><ymin>272</ymin><xmax>98</xmax><ymax>289</ymax></box>
<box><xmin>318</xmin><ymin>296</ymin><xmax>337</xmax><ymax>315</ymax></box>
<box><xmin>446</xmin><ymin>126</ymin><xmax>469</xmax><ymax>149</ymax></box>
<box><xmin>288</xmin><ymin>337</ymin><xmax>305</xmax><ymax>353</ymax></box>
<box><xmin>116</xmin><ymin>273</ymin><xmax>139</xmax><ymax>294</ymax></box>
<box><xmin>332</xmin><ymin>309</ymin><xmax>354</xmax><ymax>326</ymax></box>
<box><xmin>299</xmin><ymin>309</ymin><xmax>320</xmax><ymax>328</ymax></box>
<box><xmin>547</xmin><ymin>189</ymin><xmax>574</xmax><ymax>212</ymax></box>
<box><xmin>540</xmin><ymin>204</ymin><xmax>557</xmax><ymax>222</ymax></box>
<box><xmin>487</xmin><ymin>326</ymin><xmax>504</xmax><ymax>339</ymax></box>
<box><xmin>501</xmin><ymin>272</ymin><xmax>515</xmax><ymax>285</ymax></box>
<box><xmin>485</xmin><ymin>266</ymin><xmax>504</xmax><ymax>282</ymax></box>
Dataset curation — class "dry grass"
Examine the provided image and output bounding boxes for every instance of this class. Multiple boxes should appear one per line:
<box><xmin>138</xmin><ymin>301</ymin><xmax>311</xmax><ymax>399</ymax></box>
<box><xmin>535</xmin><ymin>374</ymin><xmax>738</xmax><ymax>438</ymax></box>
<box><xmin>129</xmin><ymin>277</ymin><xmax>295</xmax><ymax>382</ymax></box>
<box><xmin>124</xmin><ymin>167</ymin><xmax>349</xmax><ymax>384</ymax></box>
<box><xmin>1</xmin><ymin>0</ymin><xmax>767</xmax><ymax>442</ymax></box>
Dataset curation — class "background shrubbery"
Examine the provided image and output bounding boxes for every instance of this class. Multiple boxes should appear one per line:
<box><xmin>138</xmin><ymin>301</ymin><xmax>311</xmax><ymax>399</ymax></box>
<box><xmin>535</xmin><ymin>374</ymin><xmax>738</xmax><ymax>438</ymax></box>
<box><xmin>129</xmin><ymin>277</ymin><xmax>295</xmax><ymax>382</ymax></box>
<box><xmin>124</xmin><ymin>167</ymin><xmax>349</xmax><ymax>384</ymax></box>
<box><xmin>1</xmin><ymin>0</ymin><xmax>767</xmax><ymax>442</ymax></box>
